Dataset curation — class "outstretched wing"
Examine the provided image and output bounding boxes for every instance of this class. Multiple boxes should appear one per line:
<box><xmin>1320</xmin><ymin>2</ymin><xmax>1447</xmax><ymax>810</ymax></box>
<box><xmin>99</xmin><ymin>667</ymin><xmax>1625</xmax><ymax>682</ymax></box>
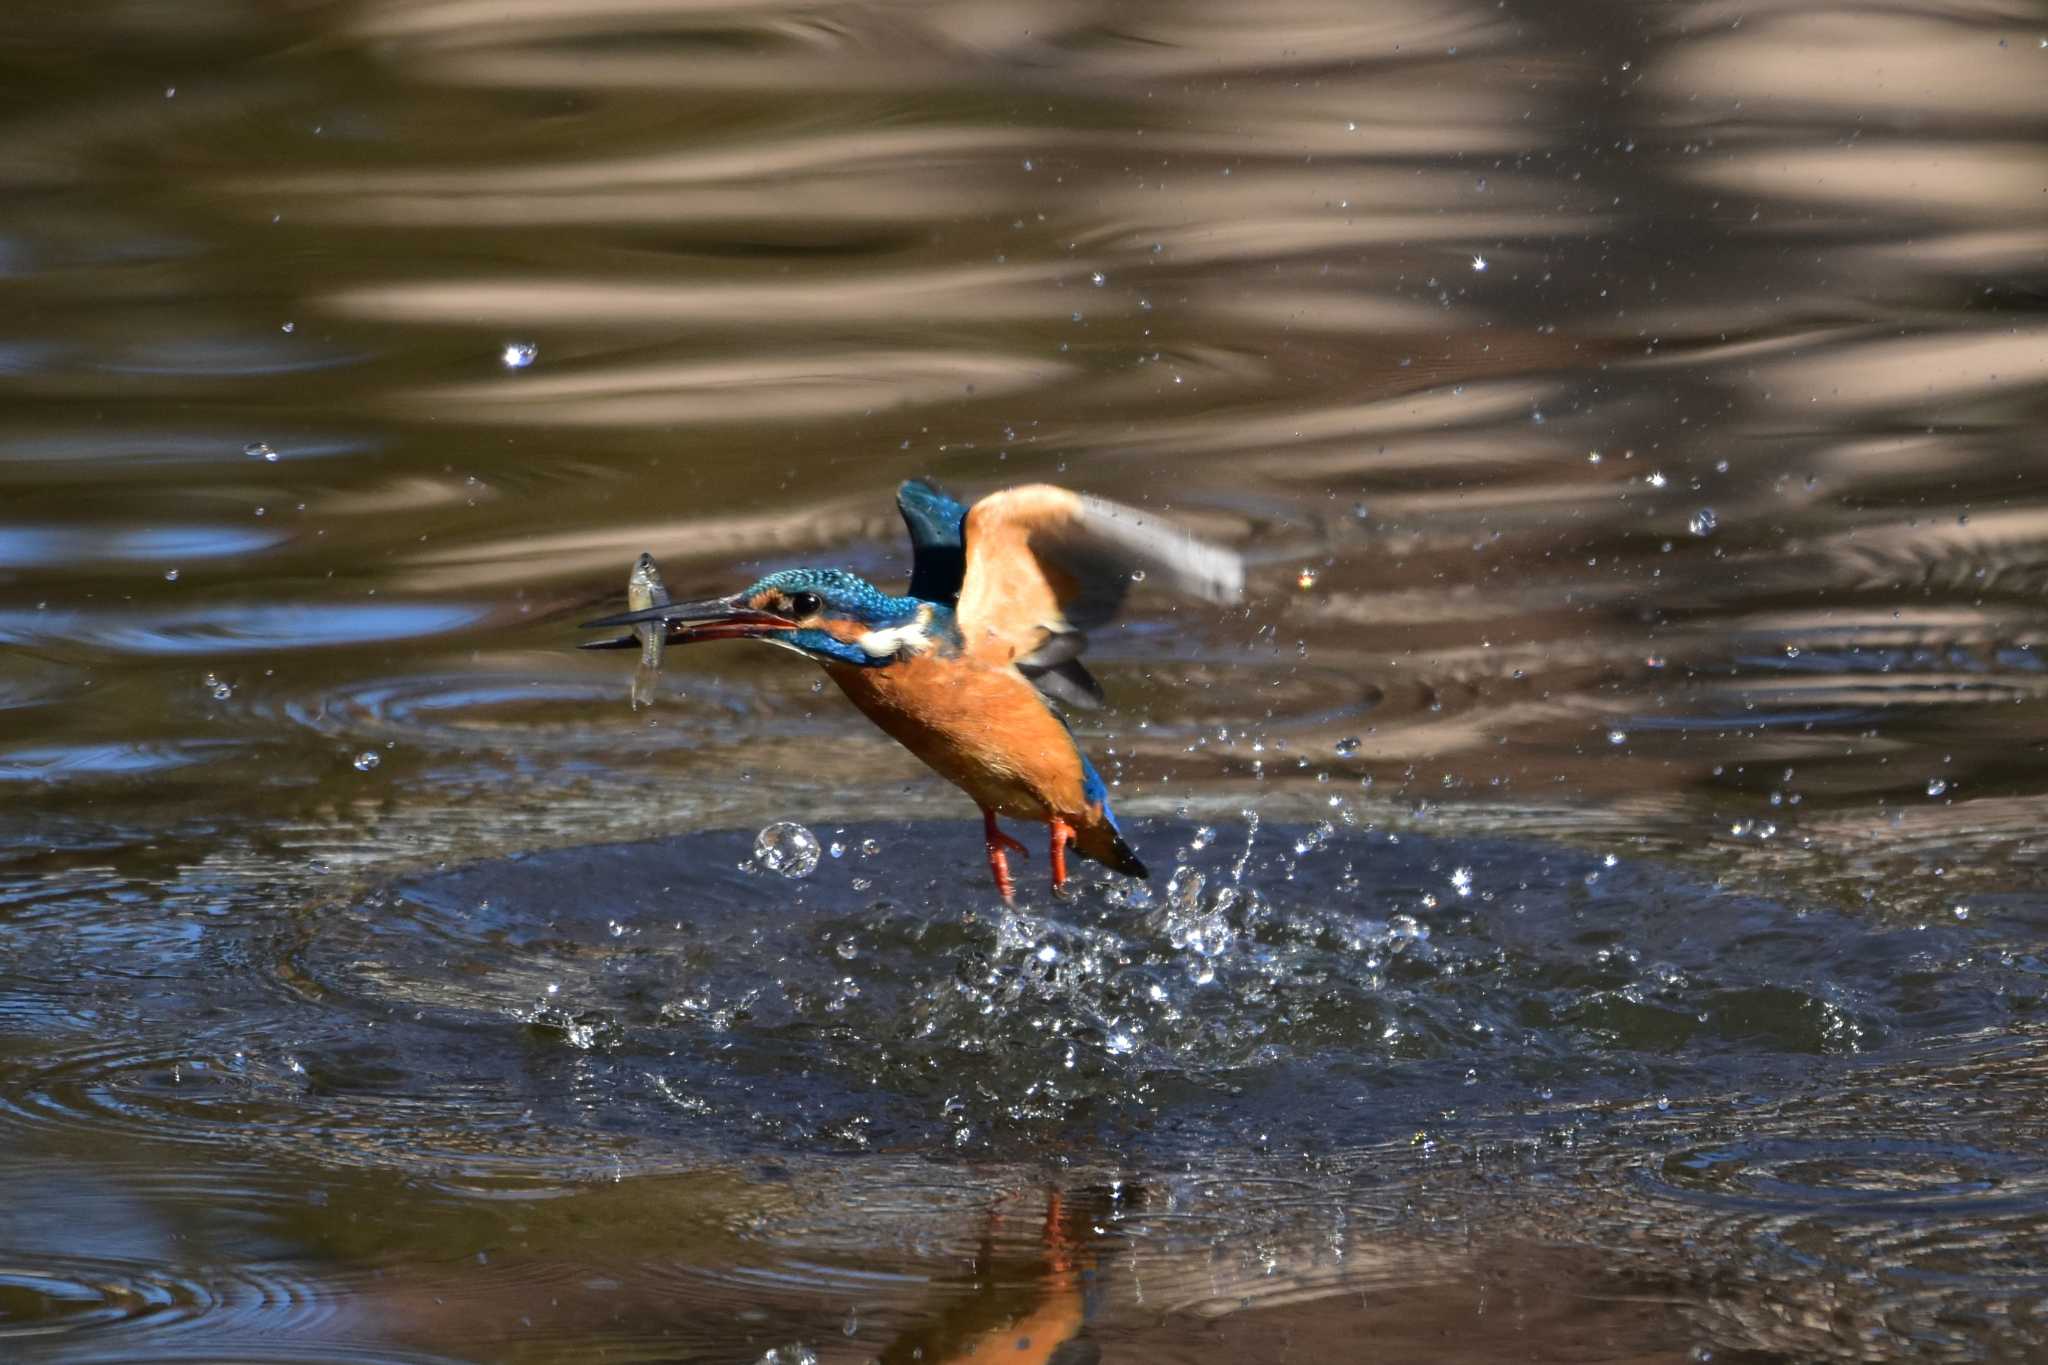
<box><xmin>955</xmin><ymin>484</ymin><xmax>1243</xmax><ymax>707</ymax></box>
<box><xmin>896</xmin><ymin>479</ymin><xmax>969</xmax><ymax>605</ymax></box>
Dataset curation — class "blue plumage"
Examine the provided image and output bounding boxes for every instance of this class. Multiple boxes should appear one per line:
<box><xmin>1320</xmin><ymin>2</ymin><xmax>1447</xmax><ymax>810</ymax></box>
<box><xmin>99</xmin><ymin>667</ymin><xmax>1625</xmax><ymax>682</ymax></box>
<box><xmin>741</xmin><ymin>567</ymin><xmax>917</xmax><ymax>626</ymax></box>
<box><xmin>895</xmin><ymin>480</ymin><xmax>969</xmax><ymax>604</ymax></box>
<box><xmin>735</xmin><ymin>567</ymin><xmax>961</xmax><ymax>668</ymax></box>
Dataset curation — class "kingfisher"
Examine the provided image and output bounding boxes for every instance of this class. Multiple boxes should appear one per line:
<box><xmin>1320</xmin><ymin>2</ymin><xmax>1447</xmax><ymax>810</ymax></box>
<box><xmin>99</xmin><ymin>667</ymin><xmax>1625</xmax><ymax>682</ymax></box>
<box><xmin>582</xmin><ymin>481</ymin><xmax>1243</xmax><ymax>901</ymax></box>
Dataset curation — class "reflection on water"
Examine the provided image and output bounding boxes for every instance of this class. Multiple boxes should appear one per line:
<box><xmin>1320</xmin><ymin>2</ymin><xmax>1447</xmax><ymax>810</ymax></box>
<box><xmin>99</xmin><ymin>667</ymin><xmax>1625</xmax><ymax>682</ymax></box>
<box><xmin>4</xmin><ymin>0</ymin><xmax>2048</xmax><ymax>1359</ymax></box>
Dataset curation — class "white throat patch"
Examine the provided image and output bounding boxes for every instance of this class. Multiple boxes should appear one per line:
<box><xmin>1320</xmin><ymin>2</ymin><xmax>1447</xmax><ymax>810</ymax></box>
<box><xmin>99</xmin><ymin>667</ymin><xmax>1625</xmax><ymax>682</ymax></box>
<box><xmin>857</xmin><ymin>606</ymin><xmax>935</xmax><ymax>660</ymax></box>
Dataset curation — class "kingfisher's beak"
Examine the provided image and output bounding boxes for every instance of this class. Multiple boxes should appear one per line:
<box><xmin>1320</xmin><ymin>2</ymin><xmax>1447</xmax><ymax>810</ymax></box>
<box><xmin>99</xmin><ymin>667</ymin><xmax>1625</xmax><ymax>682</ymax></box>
<box><xmin>578</xmin><ymin>595</ymin><xmax>798</xmax><ymax>650</ymax></box>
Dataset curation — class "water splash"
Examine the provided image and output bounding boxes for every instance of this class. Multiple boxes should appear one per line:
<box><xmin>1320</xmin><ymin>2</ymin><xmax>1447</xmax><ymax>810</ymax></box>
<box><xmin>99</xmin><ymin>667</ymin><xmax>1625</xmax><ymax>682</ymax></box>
<box><xmin>754</xmin><ymin>822</ymin><xmax>822</xmax><ymax>878</ymax></box>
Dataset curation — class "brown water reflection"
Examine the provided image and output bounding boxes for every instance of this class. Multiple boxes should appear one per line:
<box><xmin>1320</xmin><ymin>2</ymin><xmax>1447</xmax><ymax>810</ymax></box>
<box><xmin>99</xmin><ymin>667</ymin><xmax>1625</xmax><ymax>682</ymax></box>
<box><xmin>5</xmin><ymin>0</ymin><xmax>2048</xmax><ymax>1359</ymax></box>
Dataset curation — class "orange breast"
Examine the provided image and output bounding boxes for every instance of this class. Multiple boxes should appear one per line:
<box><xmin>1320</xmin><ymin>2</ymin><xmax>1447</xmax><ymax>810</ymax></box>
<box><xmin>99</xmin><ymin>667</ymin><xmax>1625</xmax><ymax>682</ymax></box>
<box><xmin>824</xmin><ymin>653</ymin><xmax>1090</xmax><ymax>822</ymax></box>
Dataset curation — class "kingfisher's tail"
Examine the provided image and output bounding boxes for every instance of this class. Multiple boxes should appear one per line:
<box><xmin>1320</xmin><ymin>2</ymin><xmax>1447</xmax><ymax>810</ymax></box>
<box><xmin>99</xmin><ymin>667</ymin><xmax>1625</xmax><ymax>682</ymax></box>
<box><xmin>1078</xmin><ymin>821</ymin><xmax>1148</xmax><ymax>879</ymax></box>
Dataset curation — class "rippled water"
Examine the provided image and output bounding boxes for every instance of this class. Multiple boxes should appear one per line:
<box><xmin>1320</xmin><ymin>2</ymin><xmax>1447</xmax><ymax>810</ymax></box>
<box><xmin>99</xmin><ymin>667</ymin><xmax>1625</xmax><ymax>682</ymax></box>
<box><xmin>5</xmin><ymin>0</ymin><xmax>2048</xmax><ymax>1360</ymax></box>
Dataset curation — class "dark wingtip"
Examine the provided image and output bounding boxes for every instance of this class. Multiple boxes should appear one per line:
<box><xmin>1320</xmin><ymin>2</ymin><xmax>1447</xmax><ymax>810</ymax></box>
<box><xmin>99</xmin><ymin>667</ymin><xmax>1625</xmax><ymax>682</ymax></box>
<box><xmin>579</xmin><ymin>635</ymin><xmax>640</xmax><ymax>651</ymax></box>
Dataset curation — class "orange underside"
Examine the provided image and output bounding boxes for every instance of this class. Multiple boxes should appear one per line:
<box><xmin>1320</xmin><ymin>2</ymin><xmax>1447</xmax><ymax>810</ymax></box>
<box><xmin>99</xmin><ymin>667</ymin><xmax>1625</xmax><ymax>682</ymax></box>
<box><xmin>826</xmin><ymin>649</ymin><xmax>1127</xmax><ymax>882</ymax></box>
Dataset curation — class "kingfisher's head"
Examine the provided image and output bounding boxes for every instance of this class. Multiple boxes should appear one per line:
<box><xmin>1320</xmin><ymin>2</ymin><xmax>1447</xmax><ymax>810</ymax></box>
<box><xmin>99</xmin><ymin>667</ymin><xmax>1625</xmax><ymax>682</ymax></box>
<box><xmin>584</xmin><ymin>567</ymin><xmax>943</xmax><ymax>667</ymax></box>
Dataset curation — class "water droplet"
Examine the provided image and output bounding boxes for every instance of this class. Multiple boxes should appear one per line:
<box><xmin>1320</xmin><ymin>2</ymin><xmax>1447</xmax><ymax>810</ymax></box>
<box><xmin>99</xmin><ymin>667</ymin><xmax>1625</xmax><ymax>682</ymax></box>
<box><xmin>1926</xmin><ymin>778</ymin><xmax>1948</xmax><ymax>798</ymax></box>
<box><xmin>352</xmin><ymin>750</ymin><xmax>381</xmax><ymax>772</ymax></box>
<box><xmin>163</xmin><ymin>568</ymin><xmax>180</xmax><ymax>582</ymax></box>
<box><xmin>245</xmin><ymin>441</ymin><xmax>278</xmax><ymax>462</ymax></box>
<box><xmin>1450</xmin><ymin>866</ymin><xmax>1473</xmax><ymax>897</ymax></box>
<box><xmin>1334</xmin><ymin>736</ymin><xmax>1361</xmax><ymax>755</ymax></box>
<box><xmin>501</xmin><ymin>342</ymin><xmax>538</xmax><ymax>370</ymax></box>
<box><xmin>1608</xmin><ymin>729</ymin><xmax>1628</xmax><ymax>745</ymax></box>
<box><xmin>280</xmin><ymin>321</ymin><xmax>295</xmax><ymax>333</ymax></box>
<box><xmin>1296</xmin><ymin>567</ymin><xmax>1319</xmax><ymax>590</ymax></box>
<box><xmin>1688</xmin><ymin>507</ymin><xmax>1717</xmax><ymax>537</ymax></box>
<box><xmin>1470</xmin><ymin>254</ymin><xmax>1487</xmax><ymax>272</ymax></box>
<box><xmin>754</xmin><ymin>822</ymin><xmax>821</xmax><ymax>877</ymax></box>
<box><xmin>1646</xmin><ymin>471</ymin><xmax>1668</xmax><ymax>489</ymax></box>
<box><xmin>1190</xmin><ymin>825</ymin><xmax>1215</xmax><ymax>850</ymax></box>
<box><xmin>1656</xmin><ymin>1095</ymin><xmax>1670</xmax><ymax>1112</ymax></box>
<box><xmin>1129</xmin><ymin>568</ymin><xmax>1146</xmax><ymax>583</ymax></box>
<box><xmin>1090</xmin><ymin>271</ymin><xmax>1106</xmax><ymax>287</ymax></box>
<box><xmin>859</xmin><ymin>837</ymin><xmax>881</xmax><ymax>858</ymax></box>
<box><xmin>1954</xmin><ymin>904</ymin><xmax>1971</xmax><ymax>921</ymax></box>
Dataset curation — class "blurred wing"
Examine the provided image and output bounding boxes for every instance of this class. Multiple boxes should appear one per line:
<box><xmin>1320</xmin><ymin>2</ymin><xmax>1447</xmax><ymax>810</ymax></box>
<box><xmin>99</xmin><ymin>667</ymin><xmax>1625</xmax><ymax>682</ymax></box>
<box><xmin>896</xmin><ymin>478</ymin><xmax>969</xmax><ymax>605</ymax></box>
<box><xmin>956</xmin><ymin>485</ymin><xmax>1243</xmax><ymax>692</ymax></box>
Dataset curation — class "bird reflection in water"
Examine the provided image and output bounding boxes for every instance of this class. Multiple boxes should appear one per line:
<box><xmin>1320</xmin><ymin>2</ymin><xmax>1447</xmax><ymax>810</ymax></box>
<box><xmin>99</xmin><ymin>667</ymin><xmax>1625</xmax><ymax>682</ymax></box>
<box><xmin>878</xmin><ymin>1185</ymin><xmax>1129</xmax><ymax>1365</ymax></box>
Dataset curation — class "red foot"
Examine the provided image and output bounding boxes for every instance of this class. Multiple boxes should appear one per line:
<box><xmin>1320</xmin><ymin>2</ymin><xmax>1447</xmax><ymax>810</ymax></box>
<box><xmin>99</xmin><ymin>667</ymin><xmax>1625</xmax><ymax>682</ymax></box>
<box><xmin>1049</xmin><ymin>817</ymin><xmax>1076</xmax><ymax>895</ymax></box>
<box><xmin>982</xmin><ymin>809</ymin><xmax>1029</xmax><ymax>904</ymax></box>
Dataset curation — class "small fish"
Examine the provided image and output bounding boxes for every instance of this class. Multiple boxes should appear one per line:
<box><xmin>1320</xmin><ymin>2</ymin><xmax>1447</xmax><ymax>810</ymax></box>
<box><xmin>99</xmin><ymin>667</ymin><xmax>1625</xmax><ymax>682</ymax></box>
<box><xmin>628</xmin><ymin>552</ymin><xmax>669</xmax><ymax>709</ymax></box>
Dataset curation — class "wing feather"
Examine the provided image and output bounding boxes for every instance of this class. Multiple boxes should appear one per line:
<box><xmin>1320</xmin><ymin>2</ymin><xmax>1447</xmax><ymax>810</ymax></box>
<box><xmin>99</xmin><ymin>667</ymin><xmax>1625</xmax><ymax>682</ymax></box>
<box><xmin>955</xmin><ymin>484</ymin><xmax>1242</xmax><ymax>672</ymax></box>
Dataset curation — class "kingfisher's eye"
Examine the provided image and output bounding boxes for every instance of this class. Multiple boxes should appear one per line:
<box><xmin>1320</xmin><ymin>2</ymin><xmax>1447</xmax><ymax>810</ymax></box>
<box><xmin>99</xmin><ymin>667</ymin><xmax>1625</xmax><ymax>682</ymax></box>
<box><xmin>787</xmin><ymin>591</ymin><xmax>824</xmax><ymax>618</ymax></box>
